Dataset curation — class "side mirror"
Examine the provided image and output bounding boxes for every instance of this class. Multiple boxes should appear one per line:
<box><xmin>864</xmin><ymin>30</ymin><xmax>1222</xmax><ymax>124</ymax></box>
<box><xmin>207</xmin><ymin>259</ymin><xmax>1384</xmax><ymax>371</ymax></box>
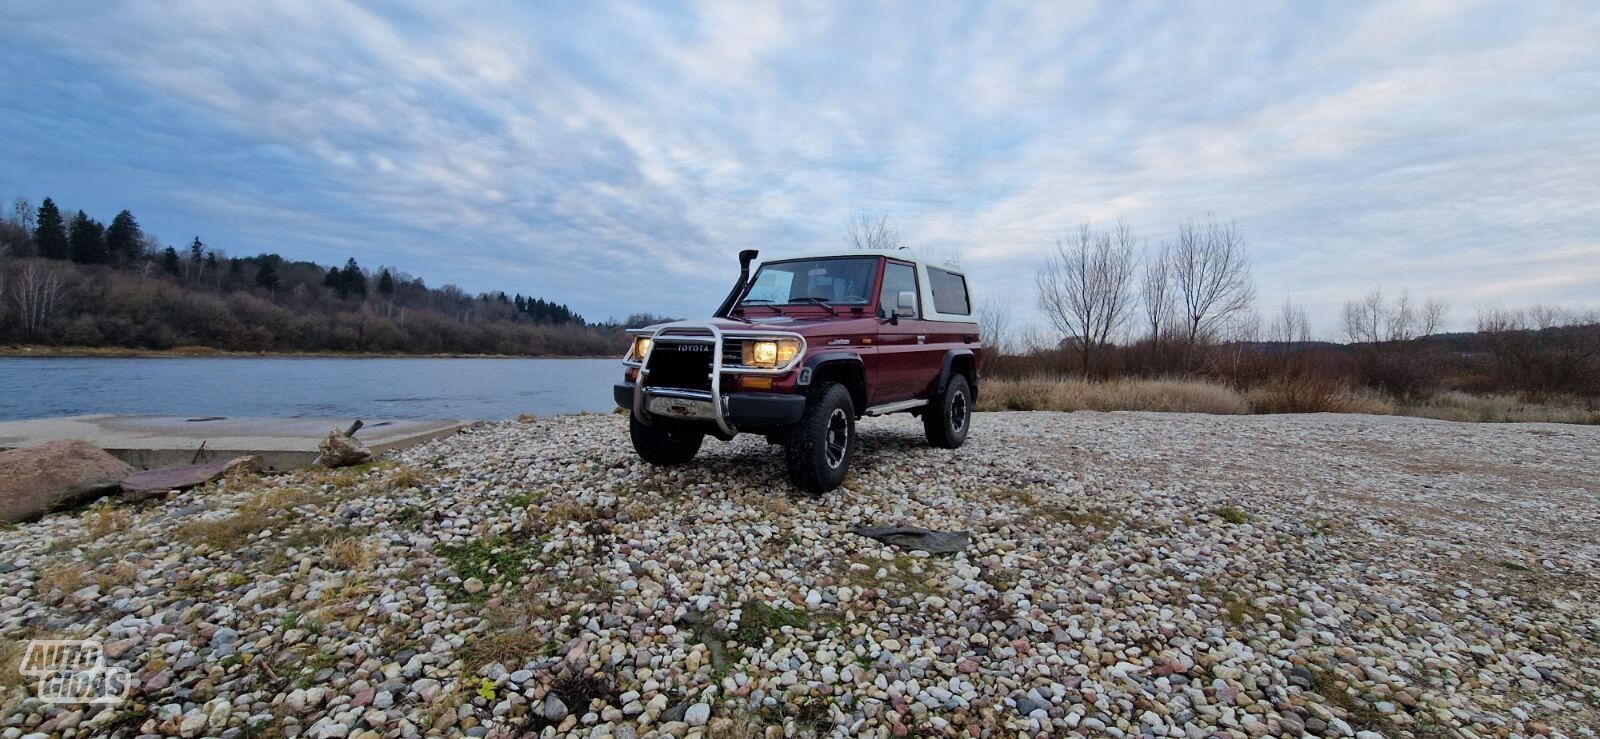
<box><xmin>895</xmin><ymin>291</ymin><xmax>916</xmax><ymax>317</ymax></box>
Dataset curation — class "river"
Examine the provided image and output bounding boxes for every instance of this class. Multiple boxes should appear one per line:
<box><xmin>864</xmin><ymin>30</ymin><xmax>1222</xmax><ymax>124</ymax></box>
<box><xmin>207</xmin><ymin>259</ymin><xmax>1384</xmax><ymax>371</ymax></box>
<box><xmin>0</xmin><ymin>357</ymin><xmax>622</xmax><ymax>420</ymax></box>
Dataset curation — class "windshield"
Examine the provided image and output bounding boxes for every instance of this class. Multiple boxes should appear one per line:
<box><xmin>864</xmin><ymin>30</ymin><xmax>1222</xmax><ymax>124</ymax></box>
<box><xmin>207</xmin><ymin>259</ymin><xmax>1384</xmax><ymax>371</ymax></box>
<box><xmin>739</xmin><ymin>257</ymin><xmax>878</xmax><ymax>307</ymax></box>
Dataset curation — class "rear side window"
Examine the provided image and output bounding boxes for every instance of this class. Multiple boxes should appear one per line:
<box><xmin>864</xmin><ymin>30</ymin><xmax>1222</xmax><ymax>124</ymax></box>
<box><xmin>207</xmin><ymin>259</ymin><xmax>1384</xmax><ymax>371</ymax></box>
<box><xmin>928</xmin><ymin>267</ymin><xmax>970</xmax><ymax>315</ymax></box>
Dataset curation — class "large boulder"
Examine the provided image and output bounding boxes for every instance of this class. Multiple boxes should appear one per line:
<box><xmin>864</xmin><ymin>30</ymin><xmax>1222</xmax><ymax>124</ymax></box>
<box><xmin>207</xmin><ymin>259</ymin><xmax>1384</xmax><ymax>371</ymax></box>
<box><xmin>317</xmin><ymin>429</ymin><xmax>371</xmax><ymax>468</ymax></box>
<box><xmin>0</xmin><ymin>440</ymin><xmax>133</xmax><ymax>522</ymax></box>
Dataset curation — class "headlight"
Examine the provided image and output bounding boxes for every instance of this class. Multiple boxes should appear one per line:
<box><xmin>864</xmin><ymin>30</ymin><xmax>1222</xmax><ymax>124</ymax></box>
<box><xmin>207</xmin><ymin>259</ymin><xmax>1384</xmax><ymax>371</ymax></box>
<box><xmin>742</xmin><ymin>338</ymin><xmax>800</xmax><ymax>368</ymax></box>
<box><xmin>630</xmin><ymin>337</ymin><xmax>652</xmax><ymax>360</ymax></box>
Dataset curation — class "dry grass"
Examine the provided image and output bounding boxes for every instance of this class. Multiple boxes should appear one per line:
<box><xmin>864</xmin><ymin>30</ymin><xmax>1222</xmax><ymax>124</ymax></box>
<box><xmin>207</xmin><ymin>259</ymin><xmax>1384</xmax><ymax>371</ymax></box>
<box><xmin>980</xmin><ymin>376</ymin><xmax>1597</xmax><ymax>425</ymax></box>
<box><xmin>174</xmin><ymin>480</ymin><xmax>333</xmax><ymax>548</ymax></box>
<box><xmin>84</xmin><ymin>501</ymin><xmax>133</xmax><ymax>538</ymax></box>
<box><xmin>35</xmin><ymin>562</ymin><xmax>87</xmax><ymax>596</ymax></box>
<box><xmin>0</xmin><ymin>629</ymin><xmax>45</xmax><ymax>689</ymax></box>
<box><xmin>1397</xmin><ymin>391</ymin><xmax>1600</xmax><ymax>425</ymax></box>
<box><xmin>708</xmin><ymin>712</ymin><xmax>769</xmax><ymax>739</ymax></box>
<box><xmin>542</xmin><ymin>502</ymin><xmax>597</xmax><ymax>526</ymax></box>
<box><xmin>326</xmin><ymin>537</ymin><xmax>375</xmax><ymax>571</ymax></box>
<box><xmin>977</xmin><ymin>376</ymin><xmax>1251</xmax><ymax>415</ymax></box>
<box><xmin>458</xmin><ymin>588</ymin><xmax>558</xmax><ymax>671</ymax></box>
<box><xmin>382</xmin><ymin>465</ymin><xmax>432</xmax><ymax>490</ymax></box>
<box><xmin>95</xmin><ymin>560</ymin><xmax>142</xmax><ymax>591</ymax></box>
<box><xmin>1245</xmin><ymin>380</ymin><xmax>1395</xmax><ymax>415</ymax></box>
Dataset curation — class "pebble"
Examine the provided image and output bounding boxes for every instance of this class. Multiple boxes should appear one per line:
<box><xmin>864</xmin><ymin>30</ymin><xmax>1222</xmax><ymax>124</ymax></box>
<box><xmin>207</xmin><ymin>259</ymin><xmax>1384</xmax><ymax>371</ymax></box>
<box><xmin>0</xmin><ymin>413</ymin><xmax>1591</xmax><ymax>737</ymax></box>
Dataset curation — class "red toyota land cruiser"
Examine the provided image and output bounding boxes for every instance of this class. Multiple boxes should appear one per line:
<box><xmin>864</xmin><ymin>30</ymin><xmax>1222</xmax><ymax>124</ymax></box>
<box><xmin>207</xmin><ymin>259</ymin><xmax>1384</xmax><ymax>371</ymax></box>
<box><xmin>614</xmin><ymin>249</ymin><xmax>981</xmax><ymax>492</ymax></box>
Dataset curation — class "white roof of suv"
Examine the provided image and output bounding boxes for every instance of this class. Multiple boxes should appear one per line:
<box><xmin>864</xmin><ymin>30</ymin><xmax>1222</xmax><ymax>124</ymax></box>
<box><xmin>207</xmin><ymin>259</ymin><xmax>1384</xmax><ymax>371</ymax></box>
<box><xmin>758</xmin><ymin>248</ymin><xmax>962</xmax><ymax>271</ymax></box>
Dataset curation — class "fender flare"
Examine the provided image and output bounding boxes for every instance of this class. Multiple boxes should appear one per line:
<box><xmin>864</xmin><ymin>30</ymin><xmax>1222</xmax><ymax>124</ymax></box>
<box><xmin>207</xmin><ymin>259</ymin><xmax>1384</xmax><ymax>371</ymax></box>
<box><xmin>797</xmin><ymin>351</ymin><xmax>865</xmax><ymax>387</ymax></box>
<box><xmin>936</xmin><ymin>349</ymin><xmax>977</xmax><ymax>396</ymax></box>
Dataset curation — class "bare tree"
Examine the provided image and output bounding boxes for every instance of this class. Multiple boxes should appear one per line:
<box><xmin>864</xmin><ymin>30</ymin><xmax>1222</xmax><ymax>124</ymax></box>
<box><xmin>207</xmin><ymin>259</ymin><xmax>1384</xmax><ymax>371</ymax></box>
<box><xmin>1035</xmin><ymin>221</ymin><xmax>1139</xmax><ymax>376</ymax></box>
<box><xmin>845</xmin><ymin>210</ymin><xmax>904</xmax><ymax>251</ymax></box>
<box><xmin>1342</xmin><ymin>288</ymin><xmax>1447</xmax><ymax>343</ymax></box>
<box><xmin>1268</xmin><ymin>295</ymin><xmax>1312</xmax><ymax>345</ymax></box>
<box><xmin>1139</xmin><ymin>242</ymin><xmax>1174</xmax><ymax>341</ymax></box>
<box><xmin>12</xmin><ymin>198</ymin><xmax>35</xmax><ymax>232</ymax></box>
<box><xmin>12</xmin><ymin>260</ymin><xmax>67</xmax><ymax>339</ymax></box>
<box><xmin>1170</xmin><ymin>217</ymin><xmax>1255</xmax><ymax>347</ymax></box>
<box><xmin>975</xmin><ymin>296</ymin><xmax>1012</xmax><ymax>377</ymax></box>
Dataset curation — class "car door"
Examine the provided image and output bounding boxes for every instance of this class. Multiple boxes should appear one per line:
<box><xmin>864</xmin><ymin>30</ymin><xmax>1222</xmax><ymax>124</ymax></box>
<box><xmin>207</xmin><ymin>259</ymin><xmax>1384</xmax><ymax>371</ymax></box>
<box><xmin>873</xmin><ymin>259</ymin><xmax>924</xmax><ymax>404</ymax></box>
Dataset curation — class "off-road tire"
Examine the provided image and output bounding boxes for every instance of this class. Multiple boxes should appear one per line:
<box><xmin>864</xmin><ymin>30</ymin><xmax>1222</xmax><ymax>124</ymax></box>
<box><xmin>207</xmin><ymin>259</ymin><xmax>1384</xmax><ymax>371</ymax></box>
<box><xmin>923</xmin><ymin>374</ymin><xmax>972</xmax><ymax>449</ymax></box>
<box><xmin>629</xmin><ymin>416</ymin><xmax>704</xmax><ymax>465</ymax></box>
<box><xmin>784</xmin><ymin>382</ymin><xmax>856</xmax><ymax>493</ymax></box>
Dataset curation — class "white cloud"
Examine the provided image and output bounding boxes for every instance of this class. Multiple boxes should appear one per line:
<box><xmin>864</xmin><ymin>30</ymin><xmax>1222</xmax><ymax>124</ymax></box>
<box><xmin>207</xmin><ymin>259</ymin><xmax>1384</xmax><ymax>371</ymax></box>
<box><xmin>0</xmin><ymin>0</ymin><xmax>1595</xmax><ymax>328</ymax></box>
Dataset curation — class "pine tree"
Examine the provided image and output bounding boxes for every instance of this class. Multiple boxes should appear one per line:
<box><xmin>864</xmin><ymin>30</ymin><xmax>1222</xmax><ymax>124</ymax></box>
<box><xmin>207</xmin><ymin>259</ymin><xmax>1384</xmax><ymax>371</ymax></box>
<box><xmin>323</xmin><ymin>266</ymin><xmax>346</xmax><ymax>298</ymax></box>
<box><xmin>341</xmin><ymin>258</ymin><xmax>366</xmax><ymax>299</ymax></box>
<box><xmin>377</xmin><ymin>269</ymin><xmax>395</xmax><ymax>298</ymax></box>
<box><xmin>188</xmin><ymin>238</ymin><xmax>204</xmax><ymax>278</ymax></box>
<box><xmin>226</xmin><ymin>258</ymin><xmax>244</xmax><ymax>289</ymax></box>
<box><xmin>255</xmin><ymin>257</ymin><xmax>280</xmax><ymax>291</ymax></box>
<box><xmin>68</xmin><ymin>210</ymin><xmax>108</xmax><ymax>264</ymax></box>
<box><xmin>104</xmin><ymin>210</ymin><xmax>143</xmax><ymax>265</ymax></box>
<box><xmin>33</xmin><ymin>197</ymin><xmax>69</xmax><ymax>259</ymax></box>
<box><xmin>162</xmin><ymin>246</ymin><xmax>182</xmax><ymax>276</ymax></box>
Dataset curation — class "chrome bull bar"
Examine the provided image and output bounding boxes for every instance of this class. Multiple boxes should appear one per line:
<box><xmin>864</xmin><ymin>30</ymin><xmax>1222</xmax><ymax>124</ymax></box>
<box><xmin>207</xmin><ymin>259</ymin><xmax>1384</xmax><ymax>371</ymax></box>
<box><xmin>630</xmin><ymin>321</ymin><xmax>805</xmax><ymax>437</ymax></box>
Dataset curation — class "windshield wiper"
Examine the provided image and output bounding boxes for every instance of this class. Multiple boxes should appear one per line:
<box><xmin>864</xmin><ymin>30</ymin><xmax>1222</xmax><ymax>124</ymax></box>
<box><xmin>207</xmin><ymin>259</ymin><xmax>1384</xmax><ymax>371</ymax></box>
<box><xmin>738</xmin><ymin>299</ymin><xmax>783</xmax><ymax>314</ymax></box>
<box><xmin>791</xmin><ymin>297</ymin><xmax>838</xmax><ymax>316</ymax></box>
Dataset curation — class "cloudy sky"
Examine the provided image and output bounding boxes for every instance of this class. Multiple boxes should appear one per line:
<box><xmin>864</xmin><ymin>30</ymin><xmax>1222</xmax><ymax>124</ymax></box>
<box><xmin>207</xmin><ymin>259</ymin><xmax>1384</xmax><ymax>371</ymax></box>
<box><xmin>2</xmin><ymin>1</ymin><xmax>1596</xmax><ymax>335</ymax></box>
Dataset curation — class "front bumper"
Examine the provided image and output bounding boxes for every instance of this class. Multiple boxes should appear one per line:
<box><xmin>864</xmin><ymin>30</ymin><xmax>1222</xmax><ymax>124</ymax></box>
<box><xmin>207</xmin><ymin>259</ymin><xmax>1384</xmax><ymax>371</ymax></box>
<box><xmin>614</xmin><ymin>383</ymin><xmax>804</xmax><ymax>429</ymax></box>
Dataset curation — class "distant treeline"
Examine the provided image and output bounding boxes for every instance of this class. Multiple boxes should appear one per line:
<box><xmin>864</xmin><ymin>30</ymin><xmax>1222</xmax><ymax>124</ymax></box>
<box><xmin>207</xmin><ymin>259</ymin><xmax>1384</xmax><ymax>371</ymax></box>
<box><xmin>0</xmin><ymin>196</ymin><xmax>670</xmax><ymax>355</ymax></box>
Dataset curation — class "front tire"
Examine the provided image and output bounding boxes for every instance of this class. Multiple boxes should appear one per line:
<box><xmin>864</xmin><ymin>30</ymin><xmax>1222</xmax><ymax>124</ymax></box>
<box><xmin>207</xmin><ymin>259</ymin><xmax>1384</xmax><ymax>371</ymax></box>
<box><xmin>785</xmin><ymin>383</ymin><xmax>856</xmax><ymax>493</ymax></box>
<box><xmin>923</xmin><ymin>374</ymin><xmax>972</xmax><ymax>449</ymax></box>
<box><xmin>629</xmin><ymin>416</ymin><xmax>704</xmax><ymax>465</ymax></box>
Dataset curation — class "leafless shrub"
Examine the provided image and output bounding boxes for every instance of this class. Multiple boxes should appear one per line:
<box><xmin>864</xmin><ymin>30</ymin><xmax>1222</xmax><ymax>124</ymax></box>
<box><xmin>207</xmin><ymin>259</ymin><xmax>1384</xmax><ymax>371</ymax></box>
<box><xmin>1035</xmin><ymin>221</ymin><xmax>1139</xmax><ymax>376</ymax></box>
<box><xmin>1342</xmin><ymin>288</ymin><xmax>1446</xmax><ymax>343</ymax></box>
<box><xmin>975</xmin><ymin>297</ymin><xmax>1011</xmax><ymax>377</ymax></box>
<box><xmin>1476</xmin><ymin>305</ymin><xmax>1600</xmax><ymax>397</ymax></box>
<box><xmin>1245</xmin><ymin>378</ymin><xmax>1393</xmax><ymax>415</ymax></box>
<box><xmin>845</xmin><ymin>210</ymin><xmax>903</xmax><ymax>251</ymax></box>
<box><xmin>1340</xmin><ymin>288</ymin><xmax>1449</xmax><ymax>398</ymax></box>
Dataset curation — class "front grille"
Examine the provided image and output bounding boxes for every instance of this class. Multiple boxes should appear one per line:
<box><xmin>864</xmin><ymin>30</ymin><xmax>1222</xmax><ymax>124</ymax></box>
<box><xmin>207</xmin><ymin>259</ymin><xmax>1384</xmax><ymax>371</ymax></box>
<box><xmin>645</xmin><ymin>341</ymin><xmax>714</xmax><ymax>391</ymax></box>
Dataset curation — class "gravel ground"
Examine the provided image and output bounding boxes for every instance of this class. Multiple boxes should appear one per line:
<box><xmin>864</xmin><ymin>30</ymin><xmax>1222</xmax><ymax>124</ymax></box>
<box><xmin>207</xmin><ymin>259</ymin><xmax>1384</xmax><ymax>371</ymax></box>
<box><xmin>1</xmin><ymin>411</ymin><xmax>1596</xmax><ymax>738</ymax></box>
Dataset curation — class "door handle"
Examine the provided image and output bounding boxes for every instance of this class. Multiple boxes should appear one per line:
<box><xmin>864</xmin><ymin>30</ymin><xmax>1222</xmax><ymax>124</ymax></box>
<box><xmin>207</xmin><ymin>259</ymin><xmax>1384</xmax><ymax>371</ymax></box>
<box><xmin>916</xmin><ymin>335</ymin><xmax>926</xmax><ymax>344</ymax></box>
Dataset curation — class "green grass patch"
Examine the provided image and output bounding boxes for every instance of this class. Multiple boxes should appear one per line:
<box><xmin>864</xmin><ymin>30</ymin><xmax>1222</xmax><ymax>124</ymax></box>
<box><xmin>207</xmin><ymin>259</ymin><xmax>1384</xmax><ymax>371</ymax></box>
<box><xmin>1307</xmin><ymin>665</ymin><xmax>1389</xmax><ymax>731</ymax></box>
<box><xmin>504</xmin><ymin>490</ymin><xmax>544</xmax><ymax>508</ymax></box>
<box><xmin>1213</xmin><ymin>506</ymin><xmax>1249</xmax><ymax>525</ymax></box>
<box><xmin>440</xmin><ymin>536</ymin><xmax>542</xmax><ymax>586</ymax></box>
<box><xmin>735</xmin><ymin>600</ymin><xmax>818</xmax><ymax>647</ymax></box>
<box><xmin>840</xmin><ymin>553</ymin><xmax>941</xmax><ymax>597</ymax></box>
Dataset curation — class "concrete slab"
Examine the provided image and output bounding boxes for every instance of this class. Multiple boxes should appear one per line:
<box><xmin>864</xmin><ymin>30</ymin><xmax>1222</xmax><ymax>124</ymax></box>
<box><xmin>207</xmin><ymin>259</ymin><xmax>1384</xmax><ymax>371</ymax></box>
<box><xmin>0</xmin><ymin>415</ymin><xmax>468</xmax><ymax>470</ymax></box>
